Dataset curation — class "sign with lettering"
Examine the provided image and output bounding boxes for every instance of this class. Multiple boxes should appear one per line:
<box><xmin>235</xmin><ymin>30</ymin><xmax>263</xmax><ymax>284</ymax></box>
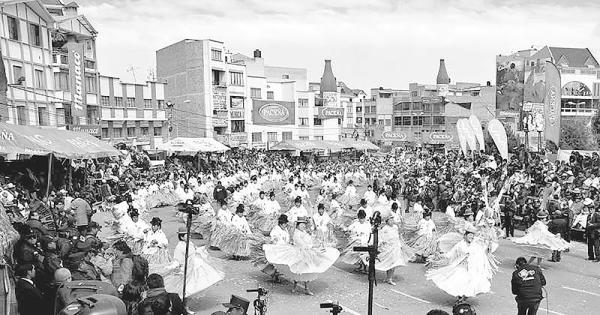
<box><xmin>318</xmin><ymin>107</ymin><xmax>345</xmax><ymax>119</ymax></box>
<box><xmin>68</xmin><ymin>124</ymin><xmax>101</xmax><ymax>137</ymax></box>
<box><xmin>429</xmin><ymin>132</ymin><xmax>453</xmax><ymax>141</ymax></box>
<box><xmin>212</xmin><ymin>118</ymin><xmax>228</xmax><ymax>127</ymax></box>
<box><xmin>252</xmin><ymin>100</ymin><xmax>295</xmax><ymax>125</ymax></box>
<box><xmin>67</xmin><ymin>41</ymin><xmax>86</xmax><ymax>122</ymax></box>
<box><xmin>230</xmin><ymin>109</ymin><xmax>244</xmax><ymax>119</ymax></box>
<box><xmin>381</xmin><ymin>131</ymin><xmax>407</xmax><ymax>141</ymax></box>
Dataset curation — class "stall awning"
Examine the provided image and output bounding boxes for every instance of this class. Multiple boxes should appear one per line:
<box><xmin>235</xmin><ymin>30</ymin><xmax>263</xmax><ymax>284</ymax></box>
<box><xmin>339</xmin><ymin>140</ymin><xmax>380</xmax><ymax>151</ymax></box>
<box><xmin>270</xmin><ymin>139</ymin><xmax>378</xmax><ymax>152</ymax></box>
<box><xmin>0</xmin><ymin>122</ymin><xmax>121</xmax><ymax>158</ymax></box>
<box><xmin>156</xmin><ymin>137</ymin><xmax>230</xmax><ymax>154</ymax></box>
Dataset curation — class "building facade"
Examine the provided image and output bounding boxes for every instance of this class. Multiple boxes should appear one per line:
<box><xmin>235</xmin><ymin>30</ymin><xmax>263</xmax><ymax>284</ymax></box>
<box><xmin>364</xmin><ymin>87</ymin><xmax>409</xmax><ymax>143</ymax></box>
<box><xmin>388</xmin><ymin>59</ymin><xmax>495</xmax><ymax>148</ymax></box>
<box><xmin>0</xmin><ymin>1</ymin><xmax>55</xmax><ymax>126</ymax></box>
<box><xmin>97</xmin><ymin>75</ymin><xmax>167</xmax><ymax>149</ymax></box>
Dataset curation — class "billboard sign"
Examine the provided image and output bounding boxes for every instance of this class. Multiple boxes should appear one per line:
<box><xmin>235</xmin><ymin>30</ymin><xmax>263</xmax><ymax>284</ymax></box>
<box><xmin>381</xmin><ymin>131</ymin><xmax>407</xmax><ymax>141</ymax></box>
<box><xmin>68</xmin><ymin>124</ymin><xmax>101</xmax><ymax>137</ymax></box>
<box><xmin>496</xmin><ymin>55</ymin><xmax>525</xmax><ymax>113</ymax></box>
<box><xmin>252</xmin><ymin>100</ymin><xmax>295</xmax><ymax>125</ymax></box>
<box><xmin>318</xmin><ymin>107</ymin><xmax>344</xmax><ymax>119</ymax></box>
<box><xmin>66</xmin><ymin>40</ymin><xmax>86</xmax><ymax>122</ymax></box>
<box><xmin>429</xmin><ymin>132</ymin><xmax>453</xmax><ymax>141</ymax></box>
<box><xmin>544</xmin><ymin>61</ymin><xmax>561</xmax><ymax>145</ymax></box>
<box><xmin>230</xmin><ymin>109</ymin><xmax>244</xmax><ymax>119</ymax></box>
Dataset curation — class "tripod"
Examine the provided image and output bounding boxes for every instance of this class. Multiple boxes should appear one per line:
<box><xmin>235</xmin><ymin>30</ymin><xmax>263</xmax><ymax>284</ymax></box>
<box><xmin>353</xmin><ymin>211</ymin><xmax>382</xmax><ymax>315</ymax></box>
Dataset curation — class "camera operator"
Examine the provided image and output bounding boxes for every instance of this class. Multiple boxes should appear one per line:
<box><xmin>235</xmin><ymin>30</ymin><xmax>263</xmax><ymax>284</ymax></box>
<box><xmin>511</xmin><ymin>256</ymin><xmax>546</xmax><ymax>315</ymax></box>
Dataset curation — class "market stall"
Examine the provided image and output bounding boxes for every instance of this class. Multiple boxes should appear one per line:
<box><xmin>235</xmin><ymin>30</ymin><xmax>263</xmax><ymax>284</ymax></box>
<box><xmin>156</xmin><ymin>137</ymin><xmax>230</xmax><ymax>155</ymax></box>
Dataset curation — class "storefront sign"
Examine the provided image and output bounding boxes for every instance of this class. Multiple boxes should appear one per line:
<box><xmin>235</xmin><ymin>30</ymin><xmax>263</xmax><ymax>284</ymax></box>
<box><xmin>212</xmin><ymin>118</ymin><xmax>228</xmax><ymax>127</ymax></box>
<box><xmin>317</xmin><ymin>107</ymin><xmax>344</xmax><ymax>119</ymax></box>
<box><xmin>230</xmin><ymin>109</ymin><xmax>244</xmax><ymax>119</ymax></box>
<box><xmin>381</xmin><ymin>131</ymin><xmax>407</xmax><ymax>141</ymax></box>
<box><xmin>66</xmin><ymin>40</ymin><xmax>86</xmax><ymax>121</ymax></box>
<box><xmin>68</xmin><ymin>124</ymin><xmax>101</xmax><ymax>137</ymax></box>
<box><xmin>429</xmin><ymin>133</ymin><xmax>453</xmax><ymax>141</ymax></box>
<box><xmin>230</xmin><ymin>133</ymin><xmax>247</xmax><ymax>142</ymax></box>
<box><xmin>252</xmin><ymin>100</ymin><xmax>295</xmax><ymax>125</ymax></box>
<box><xmin>213</xmin><ymin>86</ymin><xmax>226</xmax><ymax>110</ymax></box>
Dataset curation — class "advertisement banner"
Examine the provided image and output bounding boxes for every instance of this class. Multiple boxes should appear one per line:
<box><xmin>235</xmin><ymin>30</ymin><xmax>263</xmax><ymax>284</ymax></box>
<box><xmin>212</xmin><ymin>117</ymin><xmax>228</xmax><ymax>127</ymax></box>
<box><xmin>496</xmin><ymin>55</ymin><xmax>525</xmax><ymax>113</ymax></box>
<box><xmin>252</xmin><ymin>100</ymin><xmax>295</xmax><ymax>125</ymax></box>
<box><xmin>544</xmin><ymin>61</ymin><xmax>561</xmax><ymax>145</ymax></box>
<box><xmin>66</xmin><ymin>40</ymin><xmax>86</xmax><ymax>122</ymax></box>
<box><xmin>230</xmin><ymin>109</ymin><xmax>244</xmax><ymax>119</ymax></box>
<box><xmin>317</xmin><ymin>107</ymin><xmax>344</xmax><ymax>119</ymax></box>
<box><xmin>381</xmin><ymin>131</ymin><xmax>407</xmax><ymax>141</ymax></box>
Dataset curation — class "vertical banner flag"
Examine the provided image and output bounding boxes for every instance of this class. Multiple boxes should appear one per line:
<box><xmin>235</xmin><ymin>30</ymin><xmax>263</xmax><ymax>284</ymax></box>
<box><xmin>461</xmin><ymin>119</ymin><xmax>477</xmax><ymax>154</ymax></box>
<box><xmin>544</xmin><ymin>61</ymin><xmax>561</xmax><ymax>145</ymax></box>
<box><xmin>468</xmin><ymin>115</ymin><xmax>485</xmax><ymax>151</ymax></box>
<box><xmin>488</xmin><ymin>119</ymin><xmax>508</xmax><ymax>160</ymax></box>
<box><xmin>0</xmin><ymin>48</ymin><xmax>7</xmax><ymax>122</ymax></box>
<box><xmin>456</xmin><ymin>119</ymin><xmax>468</xmax><ymax>156</ymax></box>
<box><xmin>67</xmin><ymin>40</ymin><xmax>86</xmax><ymax>123</ymax></box>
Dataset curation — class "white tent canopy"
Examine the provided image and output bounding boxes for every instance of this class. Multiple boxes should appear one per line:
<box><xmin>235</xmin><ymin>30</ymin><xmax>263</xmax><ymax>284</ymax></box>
<box><xmin>156</xmin><ymin>137</ymin><xmax>230</xmax><ymax>154</ymax></box>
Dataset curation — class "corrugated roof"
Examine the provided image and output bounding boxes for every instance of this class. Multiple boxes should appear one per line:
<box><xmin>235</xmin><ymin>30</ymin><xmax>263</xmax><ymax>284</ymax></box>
<box><xmin>548</xmin><ymin>47</ymin><xmax>599</xmax><ymax>68</ymax></box>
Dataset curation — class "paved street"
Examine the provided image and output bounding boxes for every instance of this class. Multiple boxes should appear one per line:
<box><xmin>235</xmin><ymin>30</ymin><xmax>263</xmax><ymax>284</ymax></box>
<box><xmin>96</xmin><ymin>202</ymin><xmax>600</xmax><ymax>315</ymax></box>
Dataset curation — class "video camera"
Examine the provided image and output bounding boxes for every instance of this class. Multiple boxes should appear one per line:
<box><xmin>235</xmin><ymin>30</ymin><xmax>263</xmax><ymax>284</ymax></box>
<box><xmin>177</xmin><ymin>199</ymin><xmax>199</xmax><ymax>214</ymax></box>
<box><xmin>320</xmin><ymin>302</ymin><xmax>343</xmax><ymax>314</ymax></box>
<box><xmin>246</xmin><ymin>287</ymin><xmax>268</xmax><ymax>296</ymax></box>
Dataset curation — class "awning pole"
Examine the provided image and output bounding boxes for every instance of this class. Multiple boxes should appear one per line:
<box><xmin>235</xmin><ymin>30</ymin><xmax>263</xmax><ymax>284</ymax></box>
<box><xmin>45</xmin><ymin>154</ymin><xmax>59</xmax><ymax>232</ymax></box>
<box><xmin>68</xmin><ymin>159</ymin><xmax>73</xmax><ymax>191</ymax></box>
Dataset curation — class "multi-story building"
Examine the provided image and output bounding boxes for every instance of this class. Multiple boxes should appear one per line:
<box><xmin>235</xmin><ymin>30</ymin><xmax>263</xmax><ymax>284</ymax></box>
<box><xmin>389</xmin><ymin>59</ymin><xmax>495</xmax><ymax>149</ymax></box>
<box><xmin>0</xmin><ymin>0</ymin><xmax>56</xmax><ymax>126</ymax></box>
<box><xmin>156</xmin><ymin>39</ymin><xmax>247</xmax><ymax>139</ymax></box>
<box><xmin>364</xmin><ymin>87</ymin><xmax>409</xmax><ymax>143</ymax></box>
<box><xmin>44</xmin><ymin>0</ymin><xmax>100</xmax><ymax>129</ymax></box>
<box><xmin>97</xmin><ymin>75</ymin><xmax>167</xmax><ymax>149</ymax></box>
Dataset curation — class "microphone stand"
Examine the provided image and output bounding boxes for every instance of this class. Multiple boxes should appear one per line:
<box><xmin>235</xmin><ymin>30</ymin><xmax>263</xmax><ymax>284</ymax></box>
<box><xmin>353</xmin><ymin>211</ymin><xmax>382</xmax><ymax>315</ymax></box>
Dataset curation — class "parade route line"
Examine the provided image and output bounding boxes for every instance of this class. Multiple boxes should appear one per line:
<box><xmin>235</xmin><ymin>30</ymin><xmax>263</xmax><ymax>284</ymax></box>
<box><xmin>374</xmin><ymin>302</ymin><xmax>390</xmax><ymax>310</ymax></box>
<box><xmin>561</xmin><ymin>286</ymin><xmax>600</xmax><ymax>297</ymax></box>
<box><xmin>538</xmin><ymin>307</ymin><xmax>566</xmax><ymax>315</ymax></box>
<box><xmin>390</xmin><ymin>289</ymin><xmax>432</xmax><ymax>304</ymax></box>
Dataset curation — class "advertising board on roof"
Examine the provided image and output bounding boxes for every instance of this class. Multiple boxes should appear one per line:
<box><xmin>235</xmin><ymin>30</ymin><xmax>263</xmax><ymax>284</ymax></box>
<box><xmin>252</xmin><ymin>100</ymin><xmax>295</xmax><ymax>125</ymax></box>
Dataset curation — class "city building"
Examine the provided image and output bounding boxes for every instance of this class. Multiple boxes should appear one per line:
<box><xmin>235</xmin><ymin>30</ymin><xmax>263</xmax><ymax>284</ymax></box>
<box><xmin>363</xmin><ymin>87</ymin><xmax>409</xmax><ymax>143</ymax></box>
<box><xmin>389</xmin><ymin>59</ymin><xmax>495</xmax><ymax>149</ymax></box>
<box><xmin>156</xmin><ymin>39</ymin><xmax>247</xmax><ymax>139</ymax></box>
<box><xmin>0</xmin><ymin>0</ymin><xmax>56</xmax><ymax>126</ymax></box>
<box><xmin>97</xmin><ymin>75</ymin><xmax>167</xmax><ymax>149</ymax></box>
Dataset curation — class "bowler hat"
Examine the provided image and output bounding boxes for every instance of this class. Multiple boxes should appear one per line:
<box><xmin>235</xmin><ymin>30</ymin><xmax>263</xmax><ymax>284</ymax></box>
<box><xmin>178</xmin><ymin>226</ymin><xmax>188</xmax><ymax>234</ymax></box>
<box><xmin>222</xmin><ymin>295</ymin><xmax>250</xmax><ymax>313</ymax></box>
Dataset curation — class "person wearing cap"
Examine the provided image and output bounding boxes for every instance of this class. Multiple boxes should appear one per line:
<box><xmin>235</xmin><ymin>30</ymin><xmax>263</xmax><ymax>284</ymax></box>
<box><xmin>215</xmin><ymin>295</ymin><xmax>250</xmax><ymax>315</ymax></box>
<box><xmin>312</xmin><ymin>203</ymin><xmax>335</xmax><ymax>247</ymax></box>
<box><xmin>511</xmin><ymin>256</ymin><xmax>546</xmax><ymax>315</ymax></box>
<box><xmin>286</xmin><ymin>196</ymin><xmax>308</xmax><ymax>225</ymax></box>
<box><xmin>161</xmin><ymin>226</ymin><xmax>223</xmax><ymax>300</ymax></box>
<box><xmin>586</xmin><ymin>205</ymin><xmax>600</xmax><ymax>261</ymax></box>
<box><xmin>139</xmin><ymin>273</ymin><xmax>185</xmax><ymax>315</ymax></box>
<box><xmin>371</xmin><ymin>215</ymin><xmax>411</xmax><ymax>285</ymax></box>
<box><xmin>221</xmin><ymin>205</ymin><xmax>254</xmax><ymax>259</ymax></box>
<box><xmin>547</xmin><ymin>210</ymin><xmax>568</xmax><ymax>262</ymax></box>
<box><xmin>409</xmin><ymin>212</ymin><xmax>437</xmax><ymax>263</ymax></box>
<box><xmin>70</xmin><ymin>243</ymin><xmax>101</xmax><ymax>281</ymax></box>
<box><xmin>426</xmin><ymin>226</ymin><xmax>494</xmax><ymax>302</ymax></box>
<box><xmin>513</xmin><ymin>211</ymin><xmax>570</xmax><ymax>267</ymax></box>
<box><xmin>71</xmin><ymin>191</ymin><xmax>93</xmax><ymax>235</ymax></box>
<box><xmin>14</xmin><ymin>226</ymin><xmax>43</xmax><ymax>267</ymax></box>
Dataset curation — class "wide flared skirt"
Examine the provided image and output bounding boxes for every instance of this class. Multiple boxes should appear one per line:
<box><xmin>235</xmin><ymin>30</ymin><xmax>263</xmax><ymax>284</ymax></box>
<box><xmin>426</xmin><ymin>262</ymin><xmax>491</xmax><ymax>297</ymax></box>
<box><xmin>163</xmin><ymin>248</ymin><xmax>224</xmax><ymax>297</ymax></box>
<box><xmin>264</xmin><ymin>244</ymin><xmax>339</xmax><ymax>282</ymax></box>
<box><xmin>512</xmin><ymin>227</ymin><xmax>570</xmax><ymax>251</ymax></box>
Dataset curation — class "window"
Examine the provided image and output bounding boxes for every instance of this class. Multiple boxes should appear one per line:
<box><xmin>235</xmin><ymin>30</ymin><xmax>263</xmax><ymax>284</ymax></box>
<box><xmin>394</xmin><ymin>117</ymin><xmax>402</xmax><ymax>125</ymax></box>
<box><xmin>385</xmin><ymin>119</ymin><xmax>391</xmax><ymax>126</ymax></box>
<box><xmin>231</xmin><ymin>120</ymin><xmax>245</xmax><ymax>133</ymax></box>
<box><xmin>231</xmin><ymin>97</ymin><xmax>244</xmax><ymax>109</ymax></box>
<box><xmin>144</xmin><ymin>99</ymin><xmax>152</xmax><ymax>108</ymax></box>
<box><xmin>141</xmin><ymin>127</ymin><xmax>149</xmax><ymax>136</ymax></box>
<box><xmin>100</xmin><ymin>96</ymin><xmax>110</xmax><ymax>106</ymax></box>
<box><xmin>402</xmin><ymin>102</ymin><xmax>410</xmax><ymax>111</ymax></box>
<box><xmin>410</xmin><ymin>91</ymin><xmax>418</xmax><ymax>97</ymax></box>
<box><xmin>314</xmin><ymin>136</ymin><xmax>324</xmax><ymax>140</ymax></box>
<box><xmin>7</xmin><ymin>16</ymin><xmax>19</xmax><ymax>40</ymax></box>
<box><xmin>12</xmin><ymin>65</ymin><xmax>23</xmax><ymax>84</ymax></box>
<box><xmin>299</xmin><ymin>118</ymin><xmax>309</xmax><ymax>126</ymax></box>
<box><xmin>17</xmin><ymin>106</ymin><xmax>26</xmax><ymax>125</ymax></box>
<box><xmin>157</xmin><ymin>100</ymin><xmax>164</xmax><ymax>109</ymax></box>
<box><xmin>356</xmin><ymin>106</ymin><xmax>362</xmax><ymax>113</ymax></box>
<box><xmin>267</xmin><ymin>132</ymin><xmax>278</xmax><ymax>142</ymax></box>
<box><xmin>211</xmin><ymin>49</ymin><xmax>222</xmax><ymax>61</ymax></box>
<box><xmin>471</xmin><ymin>91</ymin><xmax>480</xmax><ymax>97</ymax></box>
<box><xmin>115</xmin><ymin>97</ymin><xmax>123</xmax><ymax>107</ymax></box>
<box><xmin>153</xmin><ymin>127</ymin><xmax>162</xmax><ymax>136</ymax></box>
<box><xmin>338</xmin><ymin>118</ymin><xmax>342</xmax><ymax>125</ymax></box>
<box><xmin>37</xmin><ymin>107</ymin><xmax>47</xmax><ymax>126</ymax></box>
<box><xmin>126</xmin><ymin>97</ymin><xmax>135</xmax><ymax>108</ymax></box>
<box><xmin>101</xmin><ymin>128</ymin><xmax>109</xmax><ymax>138</ymax></box>
<box><xmin>230</xmin><ymin>72</ymin><xmax>244</xmax><ymax>86</ymax></box>
<box><xmin>314</xmin><ymin>118</ymin><xmax>323</xmax><ymax>126</ymax></box>
<box><xmin>29</xmin><ymin>24</ymin><xmax>41</xmax><ymax>46</ymax></box>
<box><xmin>402</xmin><ymin>117</ymin><xmax>411</xmax><ymax>126</ymax></box>
<box><xmin>127</xmin><ymin>127</ymin><xmax>136</xmax><ymax>137</ymax></box>
<box><xmin>54</xmin><ymin>72</ymin><xmax>69</xmax><ymax>91</ymax></box>
<box><xmin>56</xmin><ymin>108</ymin><xmax>65</xmax><ymax>125</ymax></box>
<box><xmin>299</xmin><ymin>136</ymin><xmax>309</xmax><ymax>140</ymax></box>
<box><xmin>282</xmin><ymin>131</ymin><xmax>292</xmax><ymax>140</ymax></box>
<box><xmin>252</xmin><ymin>132</ymin><xmax>262</xmax><ymax>142</ymax></box>
<box><xmin>34</xmin><ymin>69</ymin><xmax>44</xmax><ymax>89</ymax></box>
<box><xmin>412</xmin><ymin>116</ymin><xmax>423</xmax><ymax>125</ymax></box>
<box><xmin>412</xmin><ymin>102</ymin><xmax>422</xmax><ymax>111</ymax></box>
<box><xmin>85</xmin><ymin>76</ymin><xmax>97</xmax><ymax>93</ymax></box>
<box><xmin>113</xmin><ymin>128</ymin><xmax>123</xmax><ymax>138</ymax></box>
<box><xmin>298</xmin><ymin>98</ymin><xmax>309</xmax><ymax>107</ymax></box>
<box><xmin>282</xmin><ymin>74</ymin><xmax>290</xmax><ymax>79</ymax></box>
<box><xmin>251</xmin><ymin>88</ymin><xmax>261</xmax><ymax>99</ymax></box>
<box><xmin>84</xmin><ymin>60</ymin><xmax>95</xmax><ymax>69</ymax></box>
<box><xmin>356</xmin><ymin>117</ymin><xmax>363</xmax><ymax>124</ymax></box>
<box><xmin>267</xmin><ymin>91</ymin><xmax>274</xmax><ymax>100</ymax></box>
<box><xmin>433</xmin><ymin>116</ymin><xmax>445</xmax><ymax>125</ymax></box>
<box><xmin>212</xmin><ymin>70</ymin><xmax>224</xmax><ymax>85</ymax></box>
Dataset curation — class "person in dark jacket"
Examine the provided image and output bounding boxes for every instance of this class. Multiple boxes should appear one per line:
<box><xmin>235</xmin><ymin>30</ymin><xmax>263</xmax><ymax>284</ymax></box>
<box><xmin>15</xmin><ymin>263</ymin><xmax>47</xmax><ymax>315</ymax></box>
<box><xmin>547</xmin><ymin>210</ymin><xmax>568</xmax><ymax>262</ymax></box>
<box><xmin>139</xmin><ymin>273</ymin><xmax>184</xmax><ymax>315</ymax></box>
<box><xmin>512</xmin><ymin>257</ymin><xmax>546</xmax><ymax>315</ymax></box>
<box><xmin>213</xmin><ymin>181</ymin><xmax>228</xmax><ymax>206</ymax></box>
<box><xmin>586</xmin><ymin>206</ymin><xmax>600</xmax><ymax>261</ymax></box>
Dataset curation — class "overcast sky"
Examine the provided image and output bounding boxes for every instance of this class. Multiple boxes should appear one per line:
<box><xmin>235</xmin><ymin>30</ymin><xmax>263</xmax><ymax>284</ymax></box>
<box><xmin>77</xmin><ymin>0</ymin><xmax>600</xmax><ymax>93</ymax></box>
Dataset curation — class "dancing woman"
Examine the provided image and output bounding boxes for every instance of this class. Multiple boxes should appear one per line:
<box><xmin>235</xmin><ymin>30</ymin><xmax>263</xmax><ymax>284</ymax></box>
<box><xmin>512</xmin><ymin>211</ymin><xmax>570</xmax><ymax>267</ymax></box>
